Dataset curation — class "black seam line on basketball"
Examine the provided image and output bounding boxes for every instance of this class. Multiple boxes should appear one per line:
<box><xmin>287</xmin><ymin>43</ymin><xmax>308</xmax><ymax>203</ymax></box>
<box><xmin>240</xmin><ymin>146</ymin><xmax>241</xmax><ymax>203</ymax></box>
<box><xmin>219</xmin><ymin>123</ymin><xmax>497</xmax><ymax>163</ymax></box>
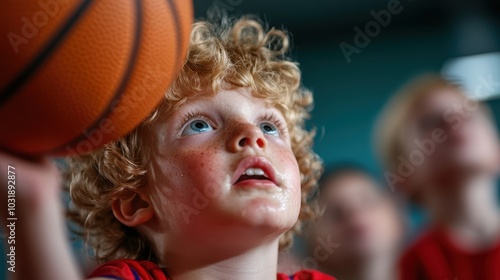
<box><xmin>47</xmin><ymin>0</ymin><xmax>143</xmax><ymax>155</ymax></box>
<box><xmin>0</xmin><ymin>0</ymin><xmax>94</xmax><ymax>108</ymax></box>
<box><xmin>166</xmin><ymin>0</ymin><xmax>183</xmax><ymax>71</ymax></box>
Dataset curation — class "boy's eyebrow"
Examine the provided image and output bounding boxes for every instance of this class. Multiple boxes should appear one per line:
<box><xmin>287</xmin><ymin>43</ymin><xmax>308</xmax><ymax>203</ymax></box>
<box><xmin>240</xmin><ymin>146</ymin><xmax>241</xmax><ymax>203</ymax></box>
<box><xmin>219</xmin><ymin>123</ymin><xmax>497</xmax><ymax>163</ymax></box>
<box><xmin>182</xmin><ymin>95</ymin><xmax>218</xmax><ymax>107</ymax></box>
<box><xmin>171</xmin><ymin>93</ymin><xmax>285</xmax><ymax>121</ymax></box>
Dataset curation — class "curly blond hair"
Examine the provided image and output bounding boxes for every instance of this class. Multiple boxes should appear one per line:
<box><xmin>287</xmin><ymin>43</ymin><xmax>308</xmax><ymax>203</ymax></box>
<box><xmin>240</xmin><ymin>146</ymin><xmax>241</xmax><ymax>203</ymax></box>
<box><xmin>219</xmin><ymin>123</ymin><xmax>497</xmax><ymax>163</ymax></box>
<box><xmin>66</xmin><ymin>17</ymin><xmax>322</xmax><ymax>264</ymax></box>
<box><xmin>374</xmin><ymin>74</ymin><xmax>463</xmax><ymax>173</ymax></box>
<box><xmin>374</xmin><ymin>74</ymin><xmax>493</xmax><ymax>200</ymax></box>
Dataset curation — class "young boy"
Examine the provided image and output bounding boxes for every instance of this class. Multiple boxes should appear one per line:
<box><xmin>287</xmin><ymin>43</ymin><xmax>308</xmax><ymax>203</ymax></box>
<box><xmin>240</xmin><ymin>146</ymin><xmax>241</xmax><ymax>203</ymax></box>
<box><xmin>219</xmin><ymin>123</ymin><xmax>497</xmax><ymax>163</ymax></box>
<box><xmin>375</xmin><ymin>75</ymin><xmax>500</xmax><ymax>280</ymax></box>
<box><xmin>0</xmin><ymin>18</ymin><xmax>334</xmax><ymax>280</ymax></box>
<box><xmin>305</xmin><ymin>164</ymin><xmax>403</xmax><ymax>280</ymax></box>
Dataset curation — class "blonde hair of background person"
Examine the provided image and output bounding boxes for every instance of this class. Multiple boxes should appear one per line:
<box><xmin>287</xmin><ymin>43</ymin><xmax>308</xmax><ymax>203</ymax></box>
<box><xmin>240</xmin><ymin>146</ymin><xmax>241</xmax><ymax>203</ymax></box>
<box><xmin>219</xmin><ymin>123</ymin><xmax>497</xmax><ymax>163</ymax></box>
<box><xmin>374</xmin><ymin>74</ymin><xmax>500</xmax><ymax>280</ymax></box>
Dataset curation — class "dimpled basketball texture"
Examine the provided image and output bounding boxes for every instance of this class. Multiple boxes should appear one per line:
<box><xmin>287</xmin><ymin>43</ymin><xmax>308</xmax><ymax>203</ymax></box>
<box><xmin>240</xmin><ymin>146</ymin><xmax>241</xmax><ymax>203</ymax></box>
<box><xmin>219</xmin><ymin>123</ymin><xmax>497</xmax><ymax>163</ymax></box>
<box><xmin>0</xmin><ymin>0</ymin><xmax>192</xmax><ymax>156</ymax></box>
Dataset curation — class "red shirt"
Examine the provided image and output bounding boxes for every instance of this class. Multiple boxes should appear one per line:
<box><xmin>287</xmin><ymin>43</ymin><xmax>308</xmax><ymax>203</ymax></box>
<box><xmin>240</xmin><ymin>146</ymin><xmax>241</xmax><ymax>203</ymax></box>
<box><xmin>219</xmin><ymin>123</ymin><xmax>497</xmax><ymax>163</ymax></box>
<box><xmin>89</xmin><ymin>259</ymin><xmax>336</xmax><ymax>280</ymax></box>
<box><xmin>399</xmin><ymin>227</ymin><xmax>500</xmax><ymax>280</ymax></box>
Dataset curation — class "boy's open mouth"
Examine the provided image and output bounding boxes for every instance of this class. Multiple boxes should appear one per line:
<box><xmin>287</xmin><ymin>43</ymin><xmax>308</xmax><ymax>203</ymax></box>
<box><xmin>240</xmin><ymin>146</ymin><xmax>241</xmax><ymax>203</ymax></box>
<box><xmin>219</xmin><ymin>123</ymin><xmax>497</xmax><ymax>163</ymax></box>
<box><xmin>232</xmin><ymin>157</ymin><xmax>279</xmax><ymax>187</ymax></box>
<box><xmin>236</xmin><ymin>168</ymin><xmax>271</xmax><ymax>183</ymax></box>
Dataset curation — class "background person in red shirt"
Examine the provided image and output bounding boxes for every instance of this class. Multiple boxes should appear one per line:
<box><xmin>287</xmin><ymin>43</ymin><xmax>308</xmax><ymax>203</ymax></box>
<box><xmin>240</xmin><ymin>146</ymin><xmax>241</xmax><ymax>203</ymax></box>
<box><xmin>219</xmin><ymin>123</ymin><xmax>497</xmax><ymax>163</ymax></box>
<box><xmin>305</xmin><ymin>164</ymin><xmax>404</xmax><ymax>280</ymax></box>
<box><xmin>375</xmin><ymin>74</ymin><xmax>500</xmax><ymax>280</ymax></box>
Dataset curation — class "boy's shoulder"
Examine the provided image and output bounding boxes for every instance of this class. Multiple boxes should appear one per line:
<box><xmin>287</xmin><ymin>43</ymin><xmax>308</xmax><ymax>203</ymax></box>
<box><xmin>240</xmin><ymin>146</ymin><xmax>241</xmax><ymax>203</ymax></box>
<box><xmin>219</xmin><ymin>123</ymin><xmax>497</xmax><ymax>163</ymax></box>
<box><xmin>89</xmin><ymin>259</ymin><xmax>169</xmax><ymax>280</ymax></box>
<box><xmin>399</xmin><ymin>226</ymin><xmax>500</xmax><ymax>279</ymax></box>
<box><xmin>90</xmin><ymin>259</ymin><xmax>336</xmax><ymax>280</ymax></box>
<box><xmin>403</xmin><ymin>227</ymin><xmax>442</xmax><ymax>254</ymax></box>
<box><xmin>278</xmin><ymin>269</ymin><xmax>336</xmax><ymax>280</ymax></box>
<box><xmin>398</xmin><ymin>227</ymin><xmax>453</xmax><ymax>280</ymax></box>
<box><xmin>402</xmin><ymin>226</ymin><xmax>500</xmax><ymax>259</ymax></box>
<box><xmin>398</xmin><ymin>228</ymin><xmax>443</xmax><ymax>272</ymax></box>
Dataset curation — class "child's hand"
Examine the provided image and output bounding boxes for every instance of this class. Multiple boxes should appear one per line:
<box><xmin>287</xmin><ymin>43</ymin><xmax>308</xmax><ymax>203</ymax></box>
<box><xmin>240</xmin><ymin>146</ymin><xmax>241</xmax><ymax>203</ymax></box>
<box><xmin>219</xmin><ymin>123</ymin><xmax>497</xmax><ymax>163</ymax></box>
<box><xmin>0</xmin><ymin>151</ymin><xmax>61</xmax><ymax>221</ymax></box>
<box><xmin>0</xmin><ymin>151</ymin><xmax>83</xmax><ymax>280</ymax></box>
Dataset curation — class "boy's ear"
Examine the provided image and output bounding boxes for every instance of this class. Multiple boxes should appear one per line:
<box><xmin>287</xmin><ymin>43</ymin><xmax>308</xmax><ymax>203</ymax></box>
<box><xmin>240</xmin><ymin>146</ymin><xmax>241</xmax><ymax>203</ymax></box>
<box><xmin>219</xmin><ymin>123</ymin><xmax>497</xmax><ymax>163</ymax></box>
<box><xmin>112</xmin><ymin>191</ymin><xmax>154</xmax><ymax>227</ymax></box>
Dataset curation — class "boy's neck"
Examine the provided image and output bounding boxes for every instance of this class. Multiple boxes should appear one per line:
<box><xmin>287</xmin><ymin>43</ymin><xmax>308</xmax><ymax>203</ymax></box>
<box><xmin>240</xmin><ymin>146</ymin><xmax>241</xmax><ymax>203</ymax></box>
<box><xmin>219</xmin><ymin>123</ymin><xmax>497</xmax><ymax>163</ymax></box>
<box><xmin>427</xmin><ymin>174</ymin><xmax>500</xmax><ymax>249</ymax></box>
<box><xmin>164</xmin><ymin>240</ymin><xmax>279</xmax><ymax>280</ymax></box>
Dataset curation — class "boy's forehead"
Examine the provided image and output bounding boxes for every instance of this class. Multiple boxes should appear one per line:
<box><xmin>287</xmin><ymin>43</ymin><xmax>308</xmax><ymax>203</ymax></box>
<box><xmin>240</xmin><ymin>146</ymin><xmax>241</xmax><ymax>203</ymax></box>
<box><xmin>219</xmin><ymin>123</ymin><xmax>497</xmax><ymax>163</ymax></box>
<box><xmin>414</xmin><ymin>88</ymin><xmax>493</xmax><ymax>119</ymax></box>
<box><xmin>408</xmin><ymin>88</ymin><xmax>465</xmax><ymax>118</ymax></box>
<box><xmin>421</xmin><ymin>88</ymin><xmax>464</xmax><ymax>106</ymax></box>
<box><xmin>184</xmin><ymin>87</ymin><xmax>276</xmax><ymax>111</ymax></box>
<box><xmin>321</xmin><ymin>175</ymin><xmax>381</xmax><ymax>204</ymax></box>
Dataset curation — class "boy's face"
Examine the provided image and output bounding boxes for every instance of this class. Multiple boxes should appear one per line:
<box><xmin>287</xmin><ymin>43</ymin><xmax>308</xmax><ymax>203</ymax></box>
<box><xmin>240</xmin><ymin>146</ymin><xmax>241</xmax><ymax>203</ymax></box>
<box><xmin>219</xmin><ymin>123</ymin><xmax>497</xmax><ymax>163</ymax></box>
<box><xmin>311</xmin><ymin>173</ymin><xmax>401</xmax><ymax>262</ymax></box>
<box><xmin>403</xmin><ymin>89</ymin><xmax>500</xmax><ymax>187</ymax></box>
<box><xmin>146</xmin><ymin>87</ymin><xmax>301</xmax><ymax>253</ymax></box>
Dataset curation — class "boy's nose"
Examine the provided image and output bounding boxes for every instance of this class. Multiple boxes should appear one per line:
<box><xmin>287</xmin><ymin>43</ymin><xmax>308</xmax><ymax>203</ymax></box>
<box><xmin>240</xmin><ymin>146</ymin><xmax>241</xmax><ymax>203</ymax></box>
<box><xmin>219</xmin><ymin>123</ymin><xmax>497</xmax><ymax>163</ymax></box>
<box><xmin>227</xmin><ymin>123</ymin><xmax>267</xmax><ymax>153</ymax></box>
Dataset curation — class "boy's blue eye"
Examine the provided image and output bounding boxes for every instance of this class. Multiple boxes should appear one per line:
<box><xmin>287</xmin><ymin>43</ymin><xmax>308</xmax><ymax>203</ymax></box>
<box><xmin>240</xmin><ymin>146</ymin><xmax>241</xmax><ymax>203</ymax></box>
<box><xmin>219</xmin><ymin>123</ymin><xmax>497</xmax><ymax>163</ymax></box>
<box><xmin>182</xmin><ymin>120</ymin><xmax>213</xmax><ymax>136</ymax></box>
<box><xmin>260</xmin><ymin>122</ymin><xmax>279</xmax><ymax>136</ymax></box>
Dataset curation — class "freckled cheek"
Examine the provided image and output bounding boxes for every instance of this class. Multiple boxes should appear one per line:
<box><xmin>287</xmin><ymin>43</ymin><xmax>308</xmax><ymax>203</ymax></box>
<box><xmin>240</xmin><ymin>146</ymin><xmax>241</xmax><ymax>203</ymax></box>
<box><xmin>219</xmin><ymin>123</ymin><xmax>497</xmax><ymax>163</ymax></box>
<box><xmin>169</xmin><ymin>146</ymin><xmax>229</xmax><ymax>196</ymax></box>
<box><xmin>291</xmin><ymin>163</ymin><xmax>302</xmax><ymax>209</ymax></box>
<box><xmin>276</xmin><ymin>150</ymin><xmax>301</xmax><ymax>200</ymax></box>
<box><xmin>270</xmin><ymin>145</ymin><xmax>300</xmax><ymax>186</ymax></box>
<box><xmin>152</xmin><ymin>147</ymin><xmax>228</xmax><ymax>226</ymax></box>
<box><xmin>178</xmin><ymin>148</ymin><xmax>222</xmax><ymax>174</ymax></box>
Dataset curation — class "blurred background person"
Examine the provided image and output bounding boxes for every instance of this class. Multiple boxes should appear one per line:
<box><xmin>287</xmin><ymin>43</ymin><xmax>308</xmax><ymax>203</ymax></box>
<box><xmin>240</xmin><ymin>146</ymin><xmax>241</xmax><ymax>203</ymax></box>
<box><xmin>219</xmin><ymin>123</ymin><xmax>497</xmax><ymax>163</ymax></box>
<box><xmin>375</xmin><ymin>74</ymin><xmax>500</xmax><ymax>280</ymax></box>
<box><xmin>305</xmin><ymin>164</ymin><xmax>404</xmax><ymax>280</ymax></box>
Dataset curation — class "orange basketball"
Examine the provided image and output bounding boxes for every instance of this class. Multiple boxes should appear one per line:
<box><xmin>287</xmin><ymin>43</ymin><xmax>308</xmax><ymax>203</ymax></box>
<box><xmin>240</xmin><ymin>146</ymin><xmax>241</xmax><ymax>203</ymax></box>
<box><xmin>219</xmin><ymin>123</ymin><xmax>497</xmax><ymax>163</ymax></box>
<box><xmin>0</xmin><ymin>0</ymin><xmax>192</xmax><ymax>156</ymax></box>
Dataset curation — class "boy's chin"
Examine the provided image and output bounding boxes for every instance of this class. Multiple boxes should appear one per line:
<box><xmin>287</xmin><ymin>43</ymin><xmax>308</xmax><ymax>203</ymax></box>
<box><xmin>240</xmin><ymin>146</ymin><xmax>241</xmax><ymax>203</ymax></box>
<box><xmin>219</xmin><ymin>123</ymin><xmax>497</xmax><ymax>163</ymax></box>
<box><xmin>214</xmin><ymin>196</ymin><xmax>299</xmax><ymax>235</ymax></box>
<box><xmin>223</xmin><ymin>214</ymin><xmax>296</xmax><ymax>250</ymax></box>
<box><xmin>435</xmin><ymin>158</ymin><xmax>497</xmax><ymax>176</ymax></box>
<box><xmin>437</xmin><ymin>150</ymin><xmax>497</xmax><ymax>170</ymax></box>
<box><xmin>236</xmin><ymin>198</ymin><xmax>297</xmax><ymax>226</ymax></box>
<box><xmin>171</xmin><ymin>200</ymin><xmax>298</xmax><ymax>254</ymax></box>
